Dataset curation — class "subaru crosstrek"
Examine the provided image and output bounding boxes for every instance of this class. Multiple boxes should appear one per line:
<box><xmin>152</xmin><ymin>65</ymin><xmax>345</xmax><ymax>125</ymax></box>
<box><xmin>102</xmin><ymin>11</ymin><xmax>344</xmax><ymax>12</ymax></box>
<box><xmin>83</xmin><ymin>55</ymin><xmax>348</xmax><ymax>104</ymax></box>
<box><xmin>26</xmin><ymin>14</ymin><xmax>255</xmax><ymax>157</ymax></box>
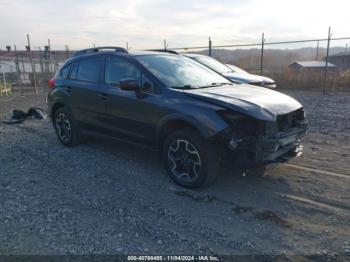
<box><xmin>48</xmin><ymin>46</ymin><xmax>308</xmax><ymax>188</ymax></box>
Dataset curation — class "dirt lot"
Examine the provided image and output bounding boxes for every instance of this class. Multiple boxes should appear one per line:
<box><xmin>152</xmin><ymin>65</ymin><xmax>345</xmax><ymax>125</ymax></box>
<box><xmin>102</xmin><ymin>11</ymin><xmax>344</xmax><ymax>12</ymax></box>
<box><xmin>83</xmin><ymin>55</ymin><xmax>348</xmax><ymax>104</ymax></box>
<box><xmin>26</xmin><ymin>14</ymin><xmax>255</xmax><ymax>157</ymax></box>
<box><xmin>0</xmin><ymin>90</ymin><xmax>349</xmax><ymax>259</ymax></box>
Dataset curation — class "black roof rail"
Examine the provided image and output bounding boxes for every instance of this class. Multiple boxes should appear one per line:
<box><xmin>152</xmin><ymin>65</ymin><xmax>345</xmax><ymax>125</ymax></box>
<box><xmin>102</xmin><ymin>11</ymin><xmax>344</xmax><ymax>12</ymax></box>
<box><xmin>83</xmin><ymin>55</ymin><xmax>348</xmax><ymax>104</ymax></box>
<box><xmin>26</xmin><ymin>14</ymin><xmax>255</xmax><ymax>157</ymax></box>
<box><xmin>145</xmin><ymin>49</ymin><xmax>180</xmax><ymax>55</ymax></box>
<box><xmin>73</xmin><ymin>46</ymin><xmax>128</xmax><ymax>57</ymax></box>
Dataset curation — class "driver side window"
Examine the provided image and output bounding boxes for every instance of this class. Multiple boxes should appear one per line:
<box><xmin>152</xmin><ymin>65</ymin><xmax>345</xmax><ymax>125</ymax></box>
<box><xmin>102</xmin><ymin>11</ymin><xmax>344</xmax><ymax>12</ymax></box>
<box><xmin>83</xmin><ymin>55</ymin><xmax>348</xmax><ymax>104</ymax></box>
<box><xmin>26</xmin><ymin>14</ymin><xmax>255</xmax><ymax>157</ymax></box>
<box><xmin>105</xmin><ymin>56</ymin><xmax>141</xmax><ymax>86</ymax></box>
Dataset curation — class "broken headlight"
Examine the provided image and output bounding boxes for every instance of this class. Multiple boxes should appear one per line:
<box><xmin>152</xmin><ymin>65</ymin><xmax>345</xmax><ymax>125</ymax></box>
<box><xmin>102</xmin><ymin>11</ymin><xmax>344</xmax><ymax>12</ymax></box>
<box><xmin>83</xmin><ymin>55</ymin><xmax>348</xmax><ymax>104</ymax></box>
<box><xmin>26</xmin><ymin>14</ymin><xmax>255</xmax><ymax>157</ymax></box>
<box><xmin>218</xmin><ymin>110</ymin><xmax>260</xmax><ymax>138</ymax></box>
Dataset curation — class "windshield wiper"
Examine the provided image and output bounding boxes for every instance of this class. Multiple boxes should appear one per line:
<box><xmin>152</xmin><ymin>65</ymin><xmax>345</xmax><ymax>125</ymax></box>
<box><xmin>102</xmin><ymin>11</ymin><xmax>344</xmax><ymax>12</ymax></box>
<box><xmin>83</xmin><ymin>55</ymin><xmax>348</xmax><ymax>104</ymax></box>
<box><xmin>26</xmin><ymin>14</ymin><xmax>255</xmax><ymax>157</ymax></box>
<box><xmin>172</xmin><ymin>82</ymin><xmax>233</xmax><ymax>89</ymax></box>
<box><xmin>171</xmin><ymin>85</ymin><xmax>193</xmax><ymax>89</ymax></box>
<box><xmin>198</xmin><ymin>82</ymin><xmax>233</xmax><ymax>88</ymax></box>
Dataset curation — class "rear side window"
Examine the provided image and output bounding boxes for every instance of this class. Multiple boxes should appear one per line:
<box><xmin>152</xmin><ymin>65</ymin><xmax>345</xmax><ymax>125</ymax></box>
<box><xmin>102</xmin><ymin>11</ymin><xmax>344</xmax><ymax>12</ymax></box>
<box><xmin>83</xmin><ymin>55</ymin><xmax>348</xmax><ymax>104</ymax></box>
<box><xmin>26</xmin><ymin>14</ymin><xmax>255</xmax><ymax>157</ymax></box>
<box><xmin>76</xmin><ymin>57</ymin><xmax>103</xmax><ymax>83</ymax></box>
<box><xmin>60</xmin><ymin>64</ymin><xmax>71</xmax><ymax>79</ymax></box>
<box><xmin>69</xmin><ymin>63</ymin><xmax>78</xmax><ymax>80</ymax></box>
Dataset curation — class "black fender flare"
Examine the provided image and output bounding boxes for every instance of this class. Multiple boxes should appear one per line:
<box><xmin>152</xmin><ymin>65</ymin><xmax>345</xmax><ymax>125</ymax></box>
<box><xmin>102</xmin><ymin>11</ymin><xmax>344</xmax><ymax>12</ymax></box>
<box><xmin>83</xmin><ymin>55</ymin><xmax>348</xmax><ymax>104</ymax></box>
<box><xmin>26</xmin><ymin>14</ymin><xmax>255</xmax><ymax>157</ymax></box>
<box><xmin>50</xmin><ymin>98</ymin><xmax>74</xmax><ymax>120</ymax></box>
<box><xmin>156</xmin><ymin>113</ymin><xmax>228</xmax><ymax>147</ymax></box>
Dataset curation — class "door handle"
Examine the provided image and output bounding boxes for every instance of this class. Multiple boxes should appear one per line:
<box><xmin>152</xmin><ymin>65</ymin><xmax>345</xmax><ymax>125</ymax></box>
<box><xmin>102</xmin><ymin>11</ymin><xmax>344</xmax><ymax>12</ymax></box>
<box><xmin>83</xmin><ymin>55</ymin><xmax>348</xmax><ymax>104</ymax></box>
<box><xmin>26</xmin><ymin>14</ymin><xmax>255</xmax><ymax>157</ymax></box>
<box><xmin>99</xmin><ymin>93</ymin><xmax>108</xmax><ymax>100</ymax></box>
<box><xmin>65</xmin><ymin>87</ymin><xmax>72</xmax><ymax>93</ymax></box>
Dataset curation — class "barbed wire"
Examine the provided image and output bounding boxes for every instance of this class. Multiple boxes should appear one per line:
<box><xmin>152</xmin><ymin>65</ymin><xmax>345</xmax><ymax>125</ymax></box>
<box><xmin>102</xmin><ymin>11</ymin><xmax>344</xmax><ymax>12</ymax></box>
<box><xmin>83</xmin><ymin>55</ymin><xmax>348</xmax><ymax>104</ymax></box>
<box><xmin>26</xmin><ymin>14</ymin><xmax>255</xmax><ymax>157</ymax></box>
<box><xmin>171</xmin><ymin>36</ymin><xmax>350</xmax><ymax>50</ymax></box>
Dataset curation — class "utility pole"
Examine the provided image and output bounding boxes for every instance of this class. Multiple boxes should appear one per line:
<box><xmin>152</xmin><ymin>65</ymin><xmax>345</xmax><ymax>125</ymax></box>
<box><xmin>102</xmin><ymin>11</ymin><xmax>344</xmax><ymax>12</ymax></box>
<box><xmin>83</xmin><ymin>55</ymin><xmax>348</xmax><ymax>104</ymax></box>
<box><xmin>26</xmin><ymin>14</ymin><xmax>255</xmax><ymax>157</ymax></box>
<box><xmin>0</xmin><ymin>62</ymin><xmax>7</xmax><ymax>91</ymax></box>
<box><xmin>21</xmin><ymin>50</ymin><xmax>26</xmax><ymax>75</ymax></box>
<box><xmin>14</xmin><ymin>44</ymin><xmax>23</xmax><ymax>95</ymax></box>
<box><xmin>323</xmin><ymin>26</ymin><xmax>332</xmax><ymax>95</ymax></box>
<box><xmin>260</xmin><ymin>32</ymin><xmax>265</xmax><ymax>76</ymax></box>
<box><xmin>48</xmin><ymin>39</ymin><xmax>55</xmax><ymax>78</ymax></box>
<box><xmin>27</xmin><ymin>34</ymin><xmax>38</xmax><ymax>93</ymax></box>
<box><xmin>208</xmin><ymin>37</ymin><xmax>212</xmax><ymax>57</ymax></box>
<box><xmin>316</xmin><ymin>40</ymin><xmax>320</xmax><ymax>60</ymax></box>
<box><xmin>38</xmin><ymin>47</ymin><xmax>44</xmax><ymax>73</ymax></box>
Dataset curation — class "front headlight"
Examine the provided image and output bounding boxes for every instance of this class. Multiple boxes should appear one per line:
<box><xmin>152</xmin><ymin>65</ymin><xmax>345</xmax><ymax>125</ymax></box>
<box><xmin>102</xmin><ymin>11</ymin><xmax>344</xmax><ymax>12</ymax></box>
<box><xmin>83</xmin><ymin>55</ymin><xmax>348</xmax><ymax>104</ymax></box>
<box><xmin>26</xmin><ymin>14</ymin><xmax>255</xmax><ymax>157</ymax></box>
<box><xmin>217</xmin><ymin>110</ymin><xmax>261</xmax><ymax>137</ymax></box>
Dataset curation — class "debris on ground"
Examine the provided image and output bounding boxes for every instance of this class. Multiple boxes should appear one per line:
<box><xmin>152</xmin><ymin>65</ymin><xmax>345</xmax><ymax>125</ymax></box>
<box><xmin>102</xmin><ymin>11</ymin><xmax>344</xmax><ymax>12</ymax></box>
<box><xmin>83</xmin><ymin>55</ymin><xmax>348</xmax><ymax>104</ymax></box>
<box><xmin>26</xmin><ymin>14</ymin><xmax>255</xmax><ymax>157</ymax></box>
<box><xmin>3</xmin><ymin>107</ymin><xmax>48</xmax><ymax>124</ymax></box>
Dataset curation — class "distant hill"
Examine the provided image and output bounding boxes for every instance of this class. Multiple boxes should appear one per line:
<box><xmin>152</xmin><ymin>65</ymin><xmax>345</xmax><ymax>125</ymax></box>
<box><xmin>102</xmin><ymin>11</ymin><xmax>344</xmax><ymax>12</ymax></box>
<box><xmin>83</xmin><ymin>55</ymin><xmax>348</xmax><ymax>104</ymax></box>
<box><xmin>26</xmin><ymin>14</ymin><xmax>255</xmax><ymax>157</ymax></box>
<box><xmin>0</xmin><ymin>50</ymin><xmax>73</xmax><ymax>61</ymax></box>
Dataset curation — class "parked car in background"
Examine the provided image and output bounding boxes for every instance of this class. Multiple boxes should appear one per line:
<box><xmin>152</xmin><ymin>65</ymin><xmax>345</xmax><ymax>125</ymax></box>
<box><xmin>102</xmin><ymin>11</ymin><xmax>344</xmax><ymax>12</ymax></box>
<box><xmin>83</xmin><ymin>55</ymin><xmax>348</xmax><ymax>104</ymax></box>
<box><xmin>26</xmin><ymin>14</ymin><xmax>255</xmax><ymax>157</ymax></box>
<box><xmin>225</xmin><ymin>64</ymin><xmax>276</xmax><ymax>88</ymax></box>
<box><xmin>224</xmin><ymin>64</ymin><xmax>250</xmax><ymax>74</ymax></box>
<box><xmin>184</xmin><ymin>53</ymin><xmax>277</xmax><ymax>88</ymax></box>
<box><xmin>48</xmin><ymin>47</ymin><xmax>307</xmax><ymax>188</ymax></box>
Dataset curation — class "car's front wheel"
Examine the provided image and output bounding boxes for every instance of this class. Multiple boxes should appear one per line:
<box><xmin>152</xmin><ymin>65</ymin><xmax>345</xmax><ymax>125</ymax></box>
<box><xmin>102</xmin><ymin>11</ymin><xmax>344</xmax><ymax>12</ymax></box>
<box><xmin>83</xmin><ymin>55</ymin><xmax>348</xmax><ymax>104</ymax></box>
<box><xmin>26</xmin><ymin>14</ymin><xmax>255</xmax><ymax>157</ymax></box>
<box><xmin>53</xmin><ymin>107</ymin><xmax>81</xmax><ymax>146</ymax></box>
<box><xmin>163</xmin><ymin>128</ymin><xmax>220</xmax><ymax>188</ymax></box>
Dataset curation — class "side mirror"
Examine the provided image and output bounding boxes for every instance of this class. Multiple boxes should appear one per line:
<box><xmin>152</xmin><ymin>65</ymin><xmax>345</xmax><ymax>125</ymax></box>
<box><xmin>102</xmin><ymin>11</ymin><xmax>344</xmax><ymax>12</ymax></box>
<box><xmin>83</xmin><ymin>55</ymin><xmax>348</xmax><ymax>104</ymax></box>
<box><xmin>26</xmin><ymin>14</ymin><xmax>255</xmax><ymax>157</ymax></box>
<box><xmin>119</xmin><ymin>78</ymin><xmax>139</xmax><ymax>91</ymax></box>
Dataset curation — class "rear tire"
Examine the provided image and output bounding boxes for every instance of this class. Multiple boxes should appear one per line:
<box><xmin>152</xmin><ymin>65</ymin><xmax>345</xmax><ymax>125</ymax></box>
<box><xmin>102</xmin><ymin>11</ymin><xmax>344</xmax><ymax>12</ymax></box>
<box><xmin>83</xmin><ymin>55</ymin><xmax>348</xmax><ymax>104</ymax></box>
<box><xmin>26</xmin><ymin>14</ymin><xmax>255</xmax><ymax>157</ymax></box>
<box><xmin>53</xmin><ymin>107</ymin><xmax>81</xmax><ymax>146</ymax></box>
<box><xmin>162</xmin><ymin>128</ymin><xmax>221</xmax><ymax>188</ymax></box>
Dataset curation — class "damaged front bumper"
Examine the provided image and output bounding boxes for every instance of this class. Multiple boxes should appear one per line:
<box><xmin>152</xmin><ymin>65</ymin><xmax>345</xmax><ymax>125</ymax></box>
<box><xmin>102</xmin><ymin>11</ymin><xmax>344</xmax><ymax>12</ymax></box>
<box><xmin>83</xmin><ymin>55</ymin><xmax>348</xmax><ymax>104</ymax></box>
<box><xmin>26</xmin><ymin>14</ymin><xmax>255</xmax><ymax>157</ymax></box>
<box><xmin>223</xmin><ymin>120</ymin><xmax>308</xmax><ymax>167</ymax></box>
<box><xmin>255</xmin><ymin>123</ymin><xmax>307</xmax><ymax>162</ymax></box>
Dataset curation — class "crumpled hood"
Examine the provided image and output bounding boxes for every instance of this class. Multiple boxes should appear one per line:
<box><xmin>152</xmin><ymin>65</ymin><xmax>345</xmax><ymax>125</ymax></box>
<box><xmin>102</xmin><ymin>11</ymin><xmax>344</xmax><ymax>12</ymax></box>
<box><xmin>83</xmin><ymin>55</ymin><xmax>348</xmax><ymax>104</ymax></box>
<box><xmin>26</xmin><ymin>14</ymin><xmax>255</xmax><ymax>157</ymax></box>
<box><xmin>223</xmin><ymin>72</ymin><xmax>275</xmax><ymax>84</ymax></box>
<box><xmin>183</xmin><ymin>84</ymin><xmax>302</xmax><ymax>121</ymax></box>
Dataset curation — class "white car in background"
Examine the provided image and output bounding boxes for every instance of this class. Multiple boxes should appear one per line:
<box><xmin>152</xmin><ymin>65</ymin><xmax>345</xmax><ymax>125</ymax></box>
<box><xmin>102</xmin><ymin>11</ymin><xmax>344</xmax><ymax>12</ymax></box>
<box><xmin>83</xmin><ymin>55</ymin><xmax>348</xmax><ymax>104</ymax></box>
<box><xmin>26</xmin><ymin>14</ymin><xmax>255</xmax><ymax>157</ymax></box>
<box><xmin>183</xmin><ymin>53</ymin><xmax>277</xmax><ymax>88</ymax></box>
<box><xmin>225</xmin><ymin>64</ymin><xmax>277</xmax><ymax>88</ymax></box>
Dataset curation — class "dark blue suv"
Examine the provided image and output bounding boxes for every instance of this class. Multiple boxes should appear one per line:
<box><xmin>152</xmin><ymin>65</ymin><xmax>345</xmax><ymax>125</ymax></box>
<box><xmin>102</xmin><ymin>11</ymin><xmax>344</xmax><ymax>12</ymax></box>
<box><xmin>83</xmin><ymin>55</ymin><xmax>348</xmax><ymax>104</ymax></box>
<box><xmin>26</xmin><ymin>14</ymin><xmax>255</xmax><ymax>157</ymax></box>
<box><xmin>48</xmin><ymin>47</ymin><xmax>308</xmax><ymax>188</ymax></box>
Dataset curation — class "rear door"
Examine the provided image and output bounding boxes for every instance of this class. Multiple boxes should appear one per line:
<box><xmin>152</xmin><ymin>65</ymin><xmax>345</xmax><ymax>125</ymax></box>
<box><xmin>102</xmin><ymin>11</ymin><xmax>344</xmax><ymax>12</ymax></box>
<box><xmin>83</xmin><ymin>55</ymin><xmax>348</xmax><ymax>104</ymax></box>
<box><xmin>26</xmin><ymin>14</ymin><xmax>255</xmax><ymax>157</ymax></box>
<box><xmin>67</xmin><ymin>56</ymin><xmax>107</xmax><ymax>131</ymax></box>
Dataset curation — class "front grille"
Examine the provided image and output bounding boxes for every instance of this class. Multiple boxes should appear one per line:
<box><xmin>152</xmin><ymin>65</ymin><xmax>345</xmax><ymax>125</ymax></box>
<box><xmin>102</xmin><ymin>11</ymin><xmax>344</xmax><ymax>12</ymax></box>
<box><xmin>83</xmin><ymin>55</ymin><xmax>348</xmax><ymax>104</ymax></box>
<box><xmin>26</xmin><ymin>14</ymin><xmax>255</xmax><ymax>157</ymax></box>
<box><xmin>276</xmin><ymin>108</ymin><xmax>305</xmax><ymax>132</ymax></box>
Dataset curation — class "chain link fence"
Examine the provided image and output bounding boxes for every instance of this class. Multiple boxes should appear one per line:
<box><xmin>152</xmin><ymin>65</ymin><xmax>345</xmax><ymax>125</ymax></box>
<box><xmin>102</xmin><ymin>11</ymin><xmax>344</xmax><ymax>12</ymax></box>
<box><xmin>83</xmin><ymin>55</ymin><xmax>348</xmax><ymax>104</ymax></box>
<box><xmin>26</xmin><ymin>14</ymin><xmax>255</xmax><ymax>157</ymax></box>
<box><xmin>1</xmin><ymin>29</ymin><xmax>350</xmax><ymax>112</ymax></box>
<box><xmin>170</xmin><ymin>32</ymin><xmax>350</xmax><ymax>93</ymax></box>
<box><xmin>0</xmin><ymin>47</ymin><xmax>68</xmax><ymax>117</ymax></box>
<box><xmin>0</xmin><ymin>53</ymin><xmax>63</xmax><ymax>96</ymax></box>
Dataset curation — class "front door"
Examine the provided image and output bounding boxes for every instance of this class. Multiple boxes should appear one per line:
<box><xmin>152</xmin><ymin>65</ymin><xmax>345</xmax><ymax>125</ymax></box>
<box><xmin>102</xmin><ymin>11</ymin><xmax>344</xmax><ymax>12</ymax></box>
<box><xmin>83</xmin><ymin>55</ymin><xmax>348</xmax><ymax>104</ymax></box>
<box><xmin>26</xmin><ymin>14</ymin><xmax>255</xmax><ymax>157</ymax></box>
<box><xmin>102</xmin><ymin>56</ymin><xmax>162</xmax><ymax>146</ymax></box>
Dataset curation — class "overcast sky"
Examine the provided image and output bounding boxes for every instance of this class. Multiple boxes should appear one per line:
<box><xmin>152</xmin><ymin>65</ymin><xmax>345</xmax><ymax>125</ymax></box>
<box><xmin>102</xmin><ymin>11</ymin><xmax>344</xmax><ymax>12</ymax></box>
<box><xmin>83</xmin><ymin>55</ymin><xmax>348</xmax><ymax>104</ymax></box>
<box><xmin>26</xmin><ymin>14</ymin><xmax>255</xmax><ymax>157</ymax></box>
<box><xmin>0</xmin><ymin>0</ymin><xmax>349</xmax><ymax>50</ymax></box>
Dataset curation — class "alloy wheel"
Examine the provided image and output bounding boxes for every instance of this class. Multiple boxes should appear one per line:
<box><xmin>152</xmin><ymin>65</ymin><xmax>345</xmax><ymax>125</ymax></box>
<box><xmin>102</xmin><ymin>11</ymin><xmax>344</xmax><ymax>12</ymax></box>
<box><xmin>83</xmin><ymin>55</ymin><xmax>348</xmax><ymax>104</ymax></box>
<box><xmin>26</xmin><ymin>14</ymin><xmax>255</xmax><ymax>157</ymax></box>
<box><xmin>55</xmin><ymin>112</ymin><xmax>72</xmax><ymax>144</ymax></box>
<box><xmin>167</xmin><ymin>139</ymin><xmax>202</xmax><ymax>183</ymax></box>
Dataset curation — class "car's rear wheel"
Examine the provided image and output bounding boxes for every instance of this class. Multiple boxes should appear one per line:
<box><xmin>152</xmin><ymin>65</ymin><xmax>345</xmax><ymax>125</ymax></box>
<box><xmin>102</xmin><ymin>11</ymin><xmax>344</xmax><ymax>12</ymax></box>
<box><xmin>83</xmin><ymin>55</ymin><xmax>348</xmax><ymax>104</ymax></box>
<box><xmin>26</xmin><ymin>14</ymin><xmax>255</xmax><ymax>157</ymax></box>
<box><xmin>163</xmin><ymin>128</ymin><xmax>220</xmax><ymax>188</ymax></box>
<box><xmin>53</xmin><ymin>107</ymin><xmax>81</xmax><ymax>146</ymax></box>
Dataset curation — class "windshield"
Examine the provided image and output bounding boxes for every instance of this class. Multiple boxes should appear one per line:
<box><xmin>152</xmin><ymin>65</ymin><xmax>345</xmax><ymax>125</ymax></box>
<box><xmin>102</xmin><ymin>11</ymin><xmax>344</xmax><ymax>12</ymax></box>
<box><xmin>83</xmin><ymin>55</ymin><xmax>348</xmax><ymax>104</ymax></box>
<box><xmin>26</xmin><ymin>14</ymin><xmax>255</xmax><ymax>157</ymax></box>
<box><xmin>134</xmin><ymin>54</ymin><xmax>231</xmax><ymax>89</ymax></box>
<box><xmin>226</xmin><ymin>64</ymin><xmax>249</xmax><ymax>74</ymax></box>
<box><xmin>192</xmin><ymin>56</ymin><xmax>233</xmax><ymax>74</ymax></box>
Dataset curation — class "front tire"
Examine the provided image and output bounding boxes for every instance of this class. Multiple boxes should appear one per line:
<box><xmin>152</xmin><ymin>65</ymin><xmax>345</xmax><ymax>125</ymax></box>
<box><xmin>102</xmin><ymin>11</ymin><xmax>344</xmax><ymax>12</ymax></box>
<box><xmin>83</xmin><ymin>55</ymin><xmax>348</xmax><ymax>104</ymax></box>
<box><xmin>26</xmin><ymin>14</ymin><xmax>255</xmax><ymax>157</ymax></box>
<box><xmin>53</xmin><ymin>107</ymin><xmax>81</xmax><ymax>146</ymax></box>
<box><xmin>163</xmin><ymin>128</ymin><xmax>220</xmax><ymax>188</ymax></box>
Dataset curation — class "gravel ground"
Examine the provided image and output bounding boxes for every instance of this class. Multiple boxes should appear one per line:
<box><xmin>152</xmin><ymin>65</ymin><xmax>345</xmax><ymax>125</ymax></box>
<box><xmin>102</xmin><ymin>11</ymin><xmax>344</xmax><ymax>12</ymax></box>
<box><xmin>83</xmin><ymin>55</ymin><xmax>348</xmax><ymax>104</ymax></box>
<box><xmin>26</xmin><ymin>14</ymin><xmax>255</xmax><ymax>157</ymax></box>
<box><xmin>283</xmin><ymin>90</ymin><xmax>350</xmax><ymax>134</ymax></box>
<box><xmin>1</xmin><ymin>89</ymin><xmax>349</xmax><ymax>134</ymax></box>
<box><xmin>0</xmin><ymin>89</ymin><xmax>349</xmax><ymax>259</ymax></box>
